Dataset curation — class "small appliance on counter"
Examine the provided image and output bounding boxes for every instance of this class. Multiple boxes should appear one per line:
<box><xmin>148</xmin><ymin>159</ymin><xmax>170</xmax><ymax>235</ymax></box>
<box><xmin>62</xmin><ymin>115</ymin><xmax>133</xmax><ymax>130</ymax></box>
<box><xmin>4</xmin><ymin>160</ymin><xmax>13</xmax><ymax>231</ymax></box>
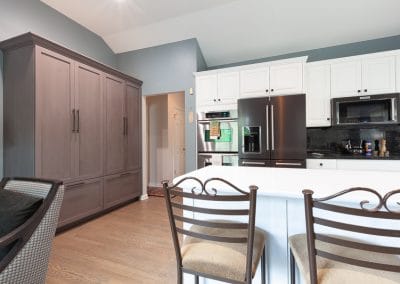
<box><xmin>238</xmin><ymin>94</ymin><xmax>306</xmax><ymax>168</ymax></box>
<box><xmin>197</xmin><ymin>110</ymin><xmax>238</xmax><ymax>168</ymax></box>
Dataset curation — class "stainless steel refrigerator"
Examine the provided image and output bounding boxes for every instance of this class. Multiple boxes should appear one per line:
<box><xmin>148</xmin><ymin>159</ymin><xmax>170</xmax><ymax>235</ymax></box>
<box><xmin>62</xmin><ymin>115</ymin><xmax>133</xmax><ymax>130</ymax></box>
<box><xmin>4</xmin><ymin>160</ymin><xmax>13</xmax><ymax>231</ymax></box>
<box><xmin>238</xmin><ymin>94</ymin><xmax>306</xmax><ymax>168</ymax></box>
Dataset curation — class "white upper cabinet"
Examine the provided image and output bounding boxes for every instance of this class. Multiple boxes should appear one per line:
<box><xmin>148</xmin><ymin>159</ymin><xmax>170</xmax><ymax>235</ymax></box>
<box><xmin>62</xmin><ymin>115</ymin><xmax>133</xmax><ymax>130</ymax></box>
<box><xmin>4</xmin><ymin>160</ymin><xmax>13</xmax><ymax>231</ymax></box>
<box><xmin>331</xmin><ymin>54</ymin><xmax>396</xmax><ymax>98</ymax></box>
<box><xmin>305</xmin><ymin>63</ymin><xmax>331</xmax><ymax>127</ymax></box>
<box><xmin>239</xmin><ymin>60</ymin><xmax>305</xmax><ymax>99</ymax></box>
<box><xmin>196</xmin><ymin>73</ymin><xmax>218</xmax><ymax>107</ymax></box>
<box><xmin>330</xmin><ymin>60</ymin><xmax>362</xmax><ymax>98</ymax></box>
<box><xmin>240</xmin><ymin>65</ymin><xmax>269</xmax><ymax>98</ymax></box>
<box><xmin>269</xmin><ymin>62</ymin><xmax>303</xmax><ymax>95</ymax></box>
<box><xmin>362</xmin><ymin>55</ymin><xmax>396</xmax><ymax>95</ymax></box>
<box><xmin>217</xmin><ymin>71</ymin><xmax>240</xmax><ymax>104</ymax></box>
<box><xmin>397</xmin><ymin>55</ymin><xmax>400</xmax><ymax>92</ymax></box>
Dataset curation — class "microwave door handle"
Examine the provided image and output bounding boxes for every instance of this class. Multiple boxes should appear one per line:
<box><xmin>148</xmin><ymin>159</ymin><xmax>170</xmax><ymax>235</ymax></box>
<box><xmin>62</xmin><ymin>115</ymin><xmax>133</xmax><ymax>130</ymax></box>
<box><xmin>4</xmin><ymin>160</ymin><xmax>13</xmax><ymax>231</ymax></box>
<box><xmin>392</xmin><ymin>98</ymin><xmax>397</xmax><ymax>121</ymax></box>
<box><xmin>266</xmin><ymin>105</ymin><xmax>269</xmax><ymax>151</ymax></box>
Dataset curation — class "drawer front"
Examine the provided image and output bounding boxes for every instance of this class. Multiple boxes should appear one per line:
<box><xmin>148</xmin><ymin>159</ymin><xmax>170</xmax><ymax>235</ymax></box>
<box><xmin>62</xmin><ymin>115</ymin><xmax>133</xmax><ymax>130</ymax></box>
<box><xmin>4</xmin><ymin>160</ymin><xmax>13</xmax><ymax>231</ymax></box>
<box><xmin>336</xmin><ymin>160</ymin><xmax>400</xmax><ymax>171</ymax></box>
<box><xmin>104</xmin><ymin>171</ymin><xmax>141</xmax><ymax>209</ymax></box>
<box><xmin>306</xmin><ymin>159</ymin><xmax>337</xmax><ymax>170</ymax></box>
<box><xmin>58</xmin><ymin>178</ymin><xmax>103</xmax><ymax>227</ymax></box>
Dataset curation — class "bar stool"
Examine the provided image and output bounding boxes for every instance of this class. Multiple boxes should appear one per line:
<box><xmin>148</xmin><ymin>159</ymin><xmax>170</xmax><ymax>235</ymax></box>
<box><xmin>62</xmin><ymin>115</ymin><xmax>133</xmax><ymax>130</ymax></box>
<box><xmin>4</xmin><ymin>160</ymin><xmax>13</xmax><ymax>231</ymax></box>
<box><xmin>163</xmin><ymin>177</ymin><xmax>267</xmax><ymax>284</ymax></box>
<box><xmin>289</xmin><ymin>188</ymin><xmax>400</xmax><ymax>284</ymax></box>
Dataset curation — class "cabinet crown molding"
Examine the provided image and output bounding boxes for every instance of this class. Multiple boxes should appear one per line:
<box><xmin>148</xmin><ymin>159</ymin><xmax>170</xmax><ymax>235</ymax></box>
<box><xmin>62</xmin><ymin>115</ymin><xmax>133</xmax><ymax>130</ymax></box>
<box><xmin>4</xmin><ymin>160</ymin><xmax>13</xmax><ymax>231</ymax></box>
<box><xmin>0</xmin><ymin>32</ymin><xmax>143</xmax><ymax>87</ymax></box>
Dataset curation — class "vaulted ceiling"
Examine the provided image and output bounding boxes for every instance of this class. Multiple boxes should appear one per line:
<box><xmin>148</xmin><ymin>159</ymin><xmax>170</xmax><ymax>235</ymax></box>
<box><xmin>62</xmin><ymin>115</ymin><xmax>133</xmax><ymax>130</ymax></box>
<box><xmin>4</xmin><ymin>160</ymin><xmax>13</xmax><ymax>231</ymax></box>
<box><xmin>41</xmin><ymin>0</ymin><xmax>400</xmax><ymax>67</ymax></box>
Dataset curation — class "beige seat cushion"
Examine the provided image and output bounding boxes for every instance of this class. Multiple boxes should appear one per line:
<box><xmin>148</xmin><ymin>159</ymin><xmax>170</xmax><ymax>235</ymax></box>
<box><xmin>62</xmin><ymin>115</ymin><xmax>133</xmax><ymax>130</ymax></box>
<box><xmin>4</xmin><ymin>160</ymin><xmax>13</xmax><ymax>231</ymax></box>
<box><xmin>289</xmin><ymin>233</ymin><xmax>400</xmax><ymax>284</ymax></box>
<box><xmin>181</xmin><ymin>221</ymin><xmax>267</xmax><ymax>282</ymax></box>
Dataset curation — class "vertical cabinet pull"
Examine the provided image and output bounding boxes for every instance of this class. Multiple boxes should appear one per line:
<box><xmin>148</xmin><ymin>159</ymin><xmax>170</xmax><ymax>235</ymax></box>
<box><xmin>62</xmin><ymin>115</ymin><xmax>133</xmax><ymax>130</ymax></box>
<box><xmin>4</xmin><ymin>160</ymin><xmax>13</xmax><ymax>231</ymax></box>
<box><xmin>72</xmin><ymin>109</ymin><xmax>76</xmax><ymax>132</ymax></box>
<box><xmin>76</xmin><ymin>110</ymin><xmax>80</xmax><ymax>133</ymax></box>
<box><xmin>266</xmin><ymin>105</ymin><xmax>269</xmax><ymax>151</ymax></box>
<box><xmin>123</xmin><ymin>117</ymin><xmax>128</xmax><ymax>136</ymax></box>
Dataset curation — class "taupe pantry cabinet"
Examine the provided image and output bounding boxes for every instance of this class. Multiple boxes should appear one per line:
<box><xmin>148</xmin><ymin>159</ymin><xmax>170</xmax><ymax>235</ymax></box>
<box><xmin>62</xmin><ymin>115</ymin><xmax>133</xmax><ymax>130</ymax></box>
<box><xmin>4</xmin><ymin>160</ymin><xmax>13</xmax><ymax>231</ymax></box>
<box><xmin>0</xmin><ymin>33</ymin><xmax>142</xmax><ymax>229</ymax></box>
<box><xmin>194</xmin><ymin>50</ymin><xmax>400</xmax><ymax>127</ymax></box>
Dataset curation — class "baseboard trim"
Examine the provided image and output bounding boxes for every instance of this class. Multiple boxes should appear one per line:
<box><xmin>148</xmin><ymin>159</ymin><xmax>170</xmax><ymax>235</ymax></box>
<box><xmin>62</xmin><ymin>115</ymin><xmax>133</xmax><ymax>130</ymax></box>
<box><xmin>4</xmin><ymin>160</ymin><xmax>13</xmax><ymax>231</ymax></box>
<box><xmin>140</xmin><ymin>194</ymin><xmax>149</xmax><ymax>200</ymax></box>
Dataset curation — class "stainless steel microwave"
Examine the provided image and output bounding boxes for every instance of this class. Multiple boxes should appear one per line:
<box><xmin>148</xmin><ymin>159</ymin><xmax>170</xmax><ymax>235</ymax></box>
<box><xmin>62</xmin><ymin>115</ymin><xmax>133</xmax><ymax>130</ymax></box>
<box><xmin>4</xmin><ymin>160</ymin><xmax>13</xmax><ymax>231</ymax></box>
<box><xmin>332</xmin><ymin>93</ymin><xmax>400</xmax><ymax>125</ymax></box>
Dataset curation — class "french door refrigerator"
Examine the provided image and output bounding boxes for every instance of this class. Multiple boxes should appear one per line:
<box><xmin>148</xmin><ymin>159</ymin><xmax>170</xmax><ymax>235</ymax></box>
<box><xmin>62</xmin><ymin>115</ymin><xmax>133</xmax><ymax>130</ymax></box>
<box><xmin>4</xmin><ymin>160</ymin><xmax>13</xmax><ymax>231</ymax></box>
<box><xmin>238</xmin><ymin>94</ymin><xmax>306</xmax><ymax>168</ymax></box>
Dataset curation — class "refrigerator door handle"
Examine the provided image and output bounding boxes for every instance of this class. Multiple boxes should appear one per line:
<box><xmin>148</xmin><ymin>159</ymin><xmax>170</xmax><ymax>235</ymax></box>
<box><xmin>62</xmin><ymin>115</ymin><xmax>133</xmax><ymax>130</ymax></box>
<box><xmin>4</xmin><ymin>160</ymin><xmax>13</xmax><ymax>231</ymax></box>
<box><xmin>271</xmin><ymin>104</ymin><xmax>275</xmax><ymax>151</ymax></box>
<box><xmin>266</xmin><ymin>105</ymin><xmax>269</xmax><ymax>151</ymax></box>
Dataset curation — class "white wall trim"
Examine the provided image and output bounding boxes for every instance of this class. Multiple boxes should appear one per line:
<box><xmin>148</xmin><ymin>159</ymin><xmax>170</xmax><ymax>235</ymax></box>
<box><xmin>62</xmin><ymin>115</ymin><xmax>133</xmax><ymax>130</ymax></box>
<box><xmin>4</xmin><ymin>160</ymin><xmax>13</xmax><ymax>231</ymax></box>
<box><xmin>142</xmin><ymin>95</ymin><xmax>148</xmax><ymax>198</ymax></box>
<box><xmin>140</xmin><ymin>194</ymin><xmax>149</xmax><ymax>201</ymax></box>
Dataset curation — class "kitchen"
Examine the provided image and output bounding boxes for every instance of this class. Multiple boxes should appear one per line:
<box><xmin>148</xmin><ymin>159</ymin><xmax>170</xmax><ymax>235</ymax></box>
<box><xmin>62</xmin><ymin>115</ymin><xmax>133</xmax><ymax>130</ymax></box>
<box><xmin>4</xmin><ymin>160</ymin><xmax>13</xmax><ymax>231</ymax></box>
<box><xmin>187</xmin><ymin>49</ymin><xmax>400</xmax><ymax>283</ymax></box>
<box><xmin>1</xmin><ymin>1</ymin><xmax>400</xmax><ymax>284</ymax></box>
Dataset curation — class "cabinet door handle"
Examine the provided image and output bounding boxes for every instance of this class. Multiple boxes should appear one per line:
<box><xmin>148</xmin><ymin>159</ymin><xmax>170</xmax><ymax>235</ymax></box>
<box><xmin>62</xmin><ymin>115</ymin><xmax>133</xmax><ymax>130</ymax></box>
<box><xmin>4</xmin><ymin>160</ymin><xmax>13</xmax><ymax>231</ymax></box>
<box><xmin>76</xmin><ymin>110</ymin><xmax>80</xmax><ymax>133</ymax></box>
<box><xmin>357</xmin><ymin>90</ymin><xmax>361</xmax><ymax>93</ymax></box>
<box><xmin>72</xmin><ymin>109</ymin><xmax>76</xmax><ymax>132</ymax></box>
<box><xmin>125</xmin><ymin>117</ymin><xmax>128</xmax><ymax>136</ymax></box>
<box><xmin>242</xmin><ymin>161</ymin><xmax>266</xmax><ymax>166</ymax></box>
<box><xmin>271</xmin><ymin>104</ymin><xmax>275</xmax><ymax>151</ymax></box>
<box><xmin>364</xmin><ymin>89</ymin><xmax>368</xmax><ymax>93</ymax></box>
<box><xmin>123</xmin><ymin>117</ymin><xmax>126</xmax><ymax>136</ymax></box>
<box><xmin>120</xmin><ymin>172</ymin><xmax>132</xmax><ymax>177</ymax></box>
<box><xmin>266</xmin><ymin>105</ymin><xmax>269</xmax><ymax>151</ymax></box>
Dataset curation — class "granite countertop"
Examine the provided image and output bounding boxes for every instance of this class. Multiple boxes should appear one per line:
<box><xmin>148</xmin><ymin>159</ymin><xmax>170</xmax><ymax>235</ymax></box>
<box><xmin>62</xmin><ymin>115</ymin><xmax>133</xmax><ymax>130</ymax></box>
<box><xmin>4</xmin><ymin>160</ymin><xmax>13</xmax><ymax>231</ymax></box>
<box><xmin>307</xmin><ymin>151</ymin><xmax>400</xmax><ymax>160</ymax></box>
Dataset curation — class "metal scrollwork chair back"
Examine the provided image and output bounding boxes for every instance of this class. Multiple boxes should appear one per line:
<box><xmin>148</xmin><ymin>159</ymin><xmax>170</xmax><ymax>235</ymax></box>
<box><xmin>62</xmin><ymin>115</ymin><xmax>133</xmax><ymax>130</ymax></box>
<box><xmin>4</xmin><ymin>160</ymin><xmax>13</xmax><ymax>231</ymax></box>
<box><xmin>162</xmin><ymin>177</ymin><xmax>266</xmax><ymax>284</ymax></box>
<box><xmin>289</xmin><ymin>187</ymin><xmax>400</xmax><ymax>284</ymax></box>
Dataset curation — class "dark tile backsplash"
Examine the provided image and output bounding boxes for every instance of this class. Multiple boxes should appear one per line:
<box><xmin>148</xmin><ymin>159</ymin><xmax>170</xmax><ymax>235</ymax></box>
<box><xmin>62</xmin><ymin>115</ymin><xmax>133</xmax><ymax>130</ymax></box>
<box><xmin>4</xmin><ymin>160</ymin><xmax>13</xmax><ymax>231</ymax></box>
<box><xmin>307</xmin><ymin>125</ymin><xmax>400</xmax><ymax>154</ymax></box>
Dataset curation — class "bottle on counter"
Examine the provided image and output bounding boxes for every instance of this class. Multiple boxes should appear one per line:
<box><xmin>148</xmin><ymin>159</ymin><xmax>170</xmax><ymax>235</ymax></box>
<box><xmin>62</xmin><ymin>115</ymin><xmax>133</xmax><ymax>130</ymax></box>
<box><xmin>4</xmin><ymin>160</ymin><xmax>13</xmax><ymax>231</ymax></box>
<box><xmin>379</xmin><ymin>139</ymin><xmax>387</xmax><ymax>157</ymax></box>
<box><xmin>373</xmin><ymin>140</ymin><xmax>379</xmax><ymax>157</ymax></box>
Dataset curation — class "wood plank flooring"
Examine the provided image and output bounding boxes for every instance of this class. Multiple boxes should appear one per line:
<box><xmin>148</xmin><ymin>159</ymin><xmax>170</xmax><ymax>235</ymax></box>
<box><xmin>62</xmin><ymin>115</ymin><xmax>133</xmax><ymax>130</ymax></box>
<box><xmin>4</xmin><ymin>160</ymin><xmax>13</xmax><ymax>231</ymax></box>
<box><xmin>46</xmin><ymin>197</ymin><xmax>179</xmax><ymax>284</ymax></box>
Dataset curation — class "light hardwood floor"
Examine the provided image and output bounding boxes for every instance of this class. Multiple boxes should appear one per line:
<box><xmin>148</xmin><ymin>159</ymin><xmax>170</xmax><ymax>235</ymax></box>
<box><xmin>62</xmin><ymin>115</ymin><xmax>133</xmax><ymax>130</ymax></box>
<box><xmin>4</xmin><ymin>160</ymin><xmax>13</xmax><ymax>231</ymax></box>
<box><xmin>46</xmin><ymin>197</ymin><xmax>178</xmax><ymax>284</ymax></box>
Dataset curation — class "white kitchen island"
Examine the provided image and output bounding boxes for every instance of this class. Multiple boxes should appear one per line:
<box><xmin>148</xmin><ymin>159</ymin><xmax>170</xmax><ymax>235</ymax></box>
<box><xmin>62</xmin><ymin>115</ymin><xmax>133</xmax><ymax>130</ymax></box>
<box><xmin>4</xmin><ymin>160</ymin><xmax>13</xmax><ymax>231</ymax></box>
<box><xmin>173</xmin><ymin>166</ymin><xmax>400</xmax><ymax>284</ymax></box>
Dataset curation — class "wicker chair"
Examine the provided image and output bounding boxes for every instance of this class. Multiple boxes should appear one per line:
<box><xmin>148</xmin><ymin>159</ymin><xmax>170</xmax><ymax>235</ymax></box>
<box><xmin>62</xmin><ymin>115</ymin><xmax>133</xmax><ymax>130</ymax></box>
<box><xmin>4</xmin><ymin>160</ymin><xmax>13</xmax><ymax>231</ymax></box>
<box><xmin>0</xmin><ymin>177</ymin><xmax>64</xmax><ymax>284</ymax></box>
<box><xmin>163</xmin><ymin>177</ymin><xmax>266</xmax><ymax>284</ymax></box>
<box><xmin>289</xmin><ymin>188</ymin><xmax>400</xmax><ymax>284</ymax></box>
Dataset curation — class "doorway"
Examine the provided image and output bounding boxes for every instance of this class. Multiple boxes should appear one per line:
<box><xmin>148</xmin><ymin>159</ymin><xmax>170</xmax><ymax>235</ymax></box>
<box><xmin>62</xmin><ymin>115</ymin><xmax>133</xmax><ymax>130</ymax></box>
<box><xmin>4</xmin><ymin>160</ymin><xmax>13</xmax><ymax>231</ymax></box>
<box><xmin>144</xmin><ymin>92</ymin><xmax>185</xmax><ymax>197</ymax></box>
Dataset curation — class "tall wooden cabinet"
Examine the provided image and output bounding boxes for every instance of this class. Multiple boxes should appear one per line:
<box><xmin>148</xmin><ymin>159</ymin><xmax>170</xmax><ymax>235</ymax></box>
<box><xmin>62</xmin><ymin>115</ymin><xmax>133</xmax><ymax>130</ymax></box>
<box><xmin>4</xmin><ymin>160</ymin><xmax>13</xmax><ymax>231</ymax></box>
<box><xmin>0</xmin><ymin>33</ymin><xmax>143</xmax><ymax>229</ymax></box>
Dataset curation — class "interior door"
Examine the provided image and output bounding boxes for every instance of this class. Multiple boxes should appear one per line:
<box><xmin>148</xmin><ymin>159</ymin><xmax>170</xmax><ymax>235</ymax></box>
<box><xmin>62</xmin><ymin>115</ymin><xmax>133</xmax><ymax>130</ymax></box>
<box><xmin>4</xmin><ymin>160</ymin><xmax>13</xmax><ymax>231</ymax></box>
<box><xmin>74</xmin><ymin>63</ymin><xmax>104</xmax><ymax>180</ymax></box>
<box><xmin>270</xmin><ymin>94</ymin><xmax>306</xmax><ymax>161</ymax></box>
<box><xmin>105</xmin><ymin>74</ymin><xmax>126</xmax><ymax>175</ymax></box>
<box><xmin>126</xmin><ymin>83</ymin><xmax>141</xmax><ymax>171</ymax></box>
<box><xmin>35</xmin><ymin>46</ymin><xmax>75</xmax><ymax>181</ymax></box>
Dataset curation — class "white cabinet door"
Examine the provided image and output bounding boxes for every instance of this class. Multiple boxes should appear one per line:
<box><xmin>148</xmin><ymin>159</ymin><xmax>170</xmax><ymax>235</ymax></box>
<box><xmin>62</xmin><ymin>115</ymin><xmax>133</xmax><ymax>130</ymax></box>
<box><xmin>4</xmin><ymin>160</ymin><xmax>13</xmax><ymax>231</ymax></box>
<box><xmin>196</xmin><ymin>74</ymin><xmax>218</xmax><ymax>107</ymax></box>
<box><xmin>397</xmin><ymin>55</ymin><xmax>400</xmax><ymax>92</ymax></box>
<box><xmin>331</xmin><ymin>60</ymin><xmax>362</xmax><ymax>98</ymax></box>
<box><xmin>240</xmin><ymin>65</ymin><xmax>269</xmax><ymax>98</ymax></box>
<box><xmin>217</xmin><ymin>71</ymin><xmax>239</xmax><ymax>104</ymax></box>
<box><xmin>269</xmin><ymin>62</ymin><xmax>303</xmax><ymax>95</ymax></box>
<box><xmin>306</xmin><ymin>159</ymin><xmax>337</xmax><ymax>170</ymax></box>
<box><xmin>362</xmin><ymin>55</ymin><xmax>396</xmax><ymax>95</ymax></box>
<box><xmin>305</xmin><ymin>64</ymin><xmax>331</xmax><ymax>127</ymax></box>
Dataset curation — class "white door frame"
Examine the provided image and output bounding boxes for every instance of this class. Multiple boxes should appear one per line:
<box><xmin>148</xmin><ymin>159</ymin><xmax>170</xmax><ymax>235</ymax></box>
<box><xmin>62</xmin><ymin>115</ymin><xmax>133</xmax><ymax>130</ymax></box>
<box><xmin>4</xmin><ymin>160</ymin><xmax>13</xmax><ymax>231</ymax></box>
<box><xmin>140</xmin><ymin>95</ymin><xmax>149</xmax><ymax>200</ymax></box>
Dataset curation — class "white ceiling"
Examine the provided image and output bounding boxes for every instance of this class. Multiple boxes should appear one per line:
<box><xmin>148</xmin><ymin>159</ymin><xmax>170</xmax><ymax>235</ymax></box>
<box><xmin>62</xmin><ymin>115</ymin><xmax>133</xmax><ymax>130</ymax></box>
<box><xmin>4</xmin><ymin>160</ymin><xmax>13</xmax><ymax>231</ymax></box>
<box><xmin>41</xmin><ymin>0</ymin><xmax>400</xmax><ymax>67</ymax></box>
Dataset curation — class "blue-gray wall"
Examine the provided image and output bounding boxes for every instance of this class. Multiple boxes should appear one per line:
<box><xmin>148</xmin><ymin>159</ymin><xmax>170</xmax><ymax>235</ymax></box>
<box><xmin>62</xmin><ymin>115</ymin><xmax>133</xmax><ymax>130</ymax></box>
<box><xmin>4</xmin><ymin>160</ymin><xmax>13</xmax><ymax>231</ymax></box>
<box><xmin>209</xmin><ymin>34</ymin><xmax>400</xmax><ymax>69</ymax></box>
<box><xmin>116</xmin><ymin>38</ymin><xmax>206</xmax><ymax>172</ymax></box>
<box><xmin>0</xmin><ymin>0</ymin><xmax>117</xmax><ymax>176</ymax></box>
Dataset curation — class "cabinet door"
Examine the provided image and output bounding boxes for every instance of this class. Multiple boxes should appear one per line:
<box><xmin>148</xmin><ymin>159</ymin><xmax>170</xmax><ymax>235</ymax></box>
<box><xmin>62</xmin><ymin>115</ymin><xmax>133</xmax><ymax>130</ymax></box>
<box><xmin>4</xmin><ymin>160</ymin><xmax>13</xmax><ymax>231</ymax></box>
<box><xmin>35</xmin><ymin>47</ymin><xmax>75</xmax><ymax>181</ymax></box>
<box><xmin>74</xmin><ymin>63</ymin><xmax>104</xmax><ymax>180</ymax></box>
<box><xmin>397</xmin><ymin>55</ymin><xmax>400</xmax><ymax>92</ymax></box>
<box><xmin>58</xmin><ymin>178</ymin><xmax>103</xmax><ymax>227</ymax></box>
<box><xmin>104</xmin><ymin>171</ymin><xmax>141</xmax><ymax>209</ymax></box>
<box><xmin>362</xmin><ymin>56</ymin><xmax>396</xmax><ymax>95</ymax></box>
<box><xmin>269</xmin><ymin>62</ymin><xmax>303</xmax><ymax>95</ymax></box>
<box><xmin>126</xmin><ymin>83</ymin><xmax>141</xmax><ymax>171</ymax></box>
<box><xmin>217</xmin><ymin>71</ymin><xmax>239</xmax><ymax>104</ymax></box>
<box><xmin>330</xmin><ymin>60</ymin><xmax>362</xmax><ymax>98</ymax></box>
<box><xmin>105</xmin><ymin>74</ymin><xmax>126</xmax><ymax>175</ymax></box>
<box><xmin>196</xmin><ymin>74</ymin><xmax>218</xmax><ymax>107</ymax></box>
<box><xmin>305</xmin><ymin>64</ymin><xmax>331</xmax><ymax>127</ymax></box>
<box><xmin>240</xmin><ymin>65</ymin><xmax>269</xmax><ymax>98</ymax></box>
